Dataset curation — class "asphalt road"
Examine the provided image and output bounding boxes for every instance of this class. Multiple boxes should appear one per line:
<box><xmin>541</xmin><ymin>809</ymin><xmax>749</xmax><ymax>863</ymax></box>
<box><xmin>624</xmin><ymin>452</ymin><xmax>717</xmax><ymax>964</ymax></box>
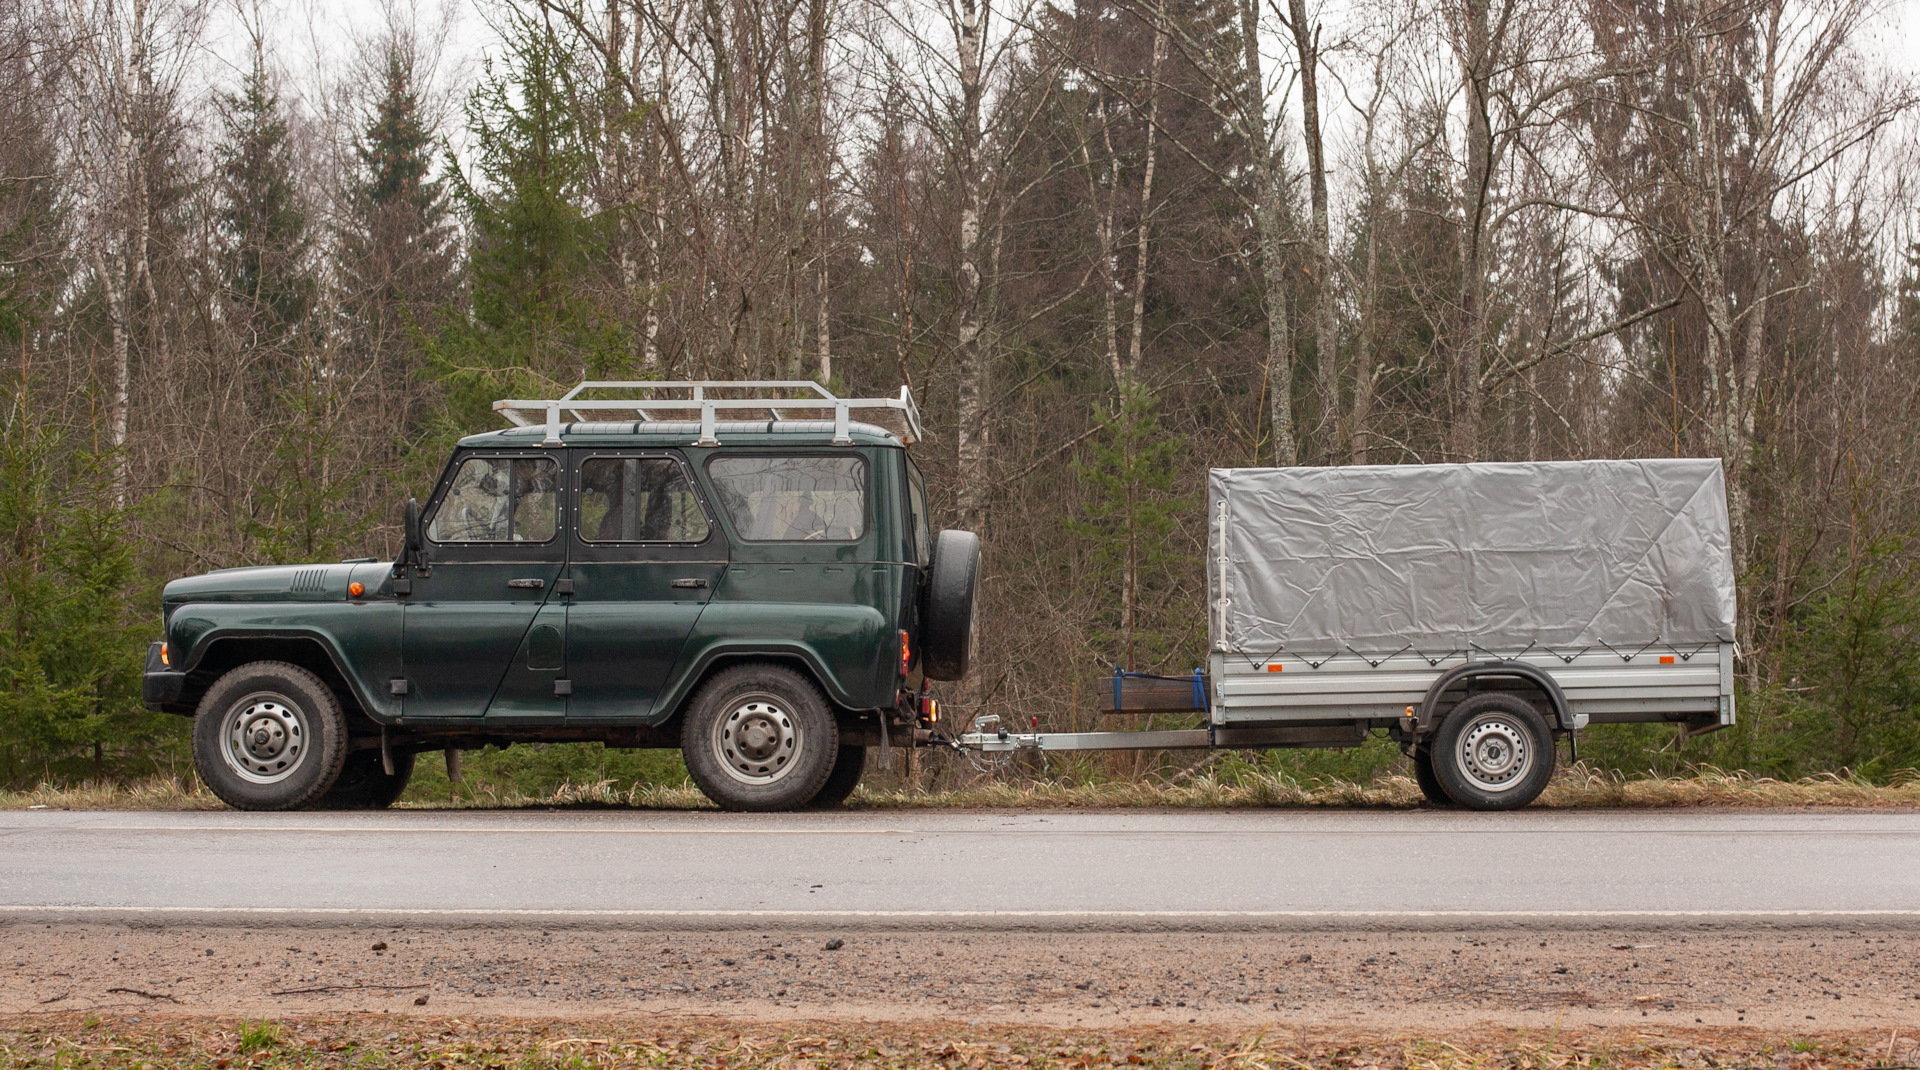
<box><xmin>2</xmin><ymin>808</ymin><xmax>1916</xmax><ymax>929</ymax></box>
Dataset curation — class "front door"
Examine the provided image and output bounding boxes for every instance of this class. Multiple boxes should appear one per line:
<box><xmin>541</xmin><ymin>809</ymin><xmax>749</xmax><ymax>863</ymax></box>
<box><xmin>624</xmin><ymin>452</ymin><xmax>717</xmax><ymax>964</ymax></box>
<box><xmin>565</xmin><ymin>452</ymin><xmax>726</xmax><ymax>721</ymax></box>
<box><xmin>401</xmin><ymin>452</ymin><xmax>568</xmax><ymax>721</ymax></box>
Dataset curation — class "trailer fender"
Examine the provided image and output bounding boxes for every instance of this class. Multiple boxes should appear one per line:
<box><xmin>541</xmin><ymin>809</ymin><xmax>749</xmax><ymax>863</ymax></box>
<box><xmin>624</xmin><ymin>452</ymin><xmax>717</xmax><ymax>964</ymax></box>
<box><xmin>1412</xmin><ymin>661</ymin><xmax>1576</xmax><ymax>735</ymax></box>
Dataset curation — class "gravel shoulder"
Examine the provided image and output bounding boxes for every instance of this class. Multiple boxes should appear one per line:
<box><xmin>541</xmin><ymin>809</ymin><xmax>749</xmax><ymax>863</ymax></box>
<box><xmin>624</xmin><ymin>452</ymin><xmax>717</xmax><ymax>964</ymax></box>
<box><xmin>4</xmin><ymin>924</ymin><xmax>1916</xmax><ymax>1036</ymax></box>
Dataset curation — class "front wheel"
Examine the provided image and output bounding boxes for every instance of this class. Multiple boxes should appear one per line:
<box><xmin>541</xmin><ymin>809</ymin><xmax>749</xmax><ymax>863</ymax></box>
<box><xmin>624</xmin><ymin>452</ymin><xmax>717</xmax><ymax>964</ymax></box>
<box><xmin>681</xmin><ymin>664</ymin><xmax>839</xmax><ymax>812</ymax></box>
<box><xmin>191</xmin><ymin>661</ymin><xmax>350</xmax><ymax>811</ymax></box>
<box><xmin>1430</xmin><ymin>692</ymin><xmax>1556</xmax><ymax>810</ymax></box>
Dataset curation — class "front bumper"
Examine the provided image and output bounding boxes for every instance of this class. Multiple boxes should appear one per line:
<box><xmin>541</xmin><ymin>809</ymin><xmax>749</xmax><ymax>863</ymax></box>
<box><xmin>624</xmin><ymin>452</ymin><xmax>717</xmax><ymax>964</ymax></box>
<box><xmin>142</xmin><ymin>640</ymin><xmax>186</xmax><ymax>710</ymax></box>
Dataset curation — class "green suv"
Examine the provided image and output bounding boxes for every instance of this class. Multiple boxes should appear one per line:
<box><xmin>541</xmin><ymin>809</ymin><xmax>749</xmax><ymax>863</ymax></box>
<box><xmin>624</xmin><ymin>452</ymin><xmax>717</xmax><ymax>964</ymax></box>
<box><xmin>142</xmin><ymin>383</ymin><xmax>979</xmax><ymax>812</ymax></box>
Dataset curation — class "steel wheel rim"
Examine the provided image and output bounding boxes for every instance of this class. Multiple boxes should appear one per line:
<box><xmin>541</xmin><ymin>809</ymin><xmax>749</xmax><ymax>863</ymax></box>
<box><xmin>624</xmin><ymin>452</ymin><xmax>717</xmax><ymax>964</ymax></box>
<box><xmin>1457</xmin><ymin>713</ymin><xmax>1531</xmax><ymax>793</ymax></box>
<box><xmin>219</xmin><ymin>692</ymin><xmax>310</xmax><ymax>785</ymax></box>
<box><xmin>713</xmin><ymin>695</ymin><xmax>800</xmax><ymax>785</ymax></box>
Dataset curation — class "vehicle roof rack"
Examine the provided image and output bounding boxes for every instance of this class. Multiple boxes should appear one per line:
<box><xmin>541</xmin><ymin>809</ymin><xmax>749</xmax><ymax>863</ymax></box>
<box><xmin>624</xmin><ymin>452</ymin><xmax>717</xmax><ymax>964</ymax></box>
<box><xmin>492</xmin><ymin>381</ymin><xmax>924</xmax><ymax>447</ymax></box>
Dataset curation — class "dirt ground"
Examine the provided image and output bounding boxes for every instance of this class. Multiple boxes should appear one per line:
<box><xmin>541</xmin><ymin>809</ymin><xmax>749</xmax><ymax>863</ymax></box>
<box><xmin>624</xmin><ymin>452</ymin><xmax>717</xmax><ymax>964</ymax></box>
<box><xmin>4</xmin><ymin>924</ymin><xmax>1917</xmax><ymax>1039</ymax></box>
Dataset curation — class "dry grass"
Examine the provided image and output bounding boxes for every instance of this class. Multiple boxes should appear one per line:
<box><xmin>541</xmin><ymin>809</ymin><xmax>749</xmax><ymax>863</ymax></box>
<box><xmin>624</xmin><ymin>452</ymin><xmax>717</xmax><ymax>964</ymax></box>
<box><xmin>3</xmin><ymin>764</ymin><xmax>1917</xmax><ymax>812</ymax></box>
<box><xmin>0</xmin><ymin>1013</ymin><xmax>1914</xmax><ymax>1070</ymax></box>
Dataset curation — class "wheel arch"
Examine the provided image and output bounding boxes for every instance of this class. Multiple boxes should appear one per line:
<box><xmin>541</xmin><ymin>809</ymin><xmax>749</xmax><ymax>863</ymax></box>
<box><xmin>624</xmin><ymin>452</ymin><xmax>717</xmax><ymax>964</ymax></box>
<box><xmin>180</xmin><ymin>633</ymin><xmax>386</xmax><ymax>733</ymax></box>
<box><xmin>651</xmin><ymin>644</ymin><xmax>862</xmax><ymax>733</ymax></box>
<box><xmin>1416</xmin><ymin>661</ymin><xmax>1573</xmax><ymax>735</ymax></box>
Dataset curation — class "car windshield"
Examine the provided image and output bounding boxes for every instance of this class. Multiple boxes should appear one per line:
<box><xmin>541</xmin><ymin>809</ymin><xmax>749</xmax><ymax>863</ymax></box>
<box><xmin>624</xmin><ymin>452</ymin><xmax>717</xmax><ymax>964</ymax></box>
<box><xmin>707</xmin><ymin>455</ymin><xmax>867</xmax><ymax>541</ymax></box>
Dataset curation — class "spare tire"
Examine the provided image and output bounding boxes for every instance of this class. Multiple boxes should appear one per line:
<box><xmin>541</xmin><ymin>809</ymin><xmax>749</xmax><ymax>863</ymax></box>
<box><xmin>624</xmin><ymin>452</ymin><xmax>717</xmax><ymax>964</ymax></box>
<box><xmin>921</xmin><ymin>529</ymin><xmax>980</xmax><ymax>681</ymax></box>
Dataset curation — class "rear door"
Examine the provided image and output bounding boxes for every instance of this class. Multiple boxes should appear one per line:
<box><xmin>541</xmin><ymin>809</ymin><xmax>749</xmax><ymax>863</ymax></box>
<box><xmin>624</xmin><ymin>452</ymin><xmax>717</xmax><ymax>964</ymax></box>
<box><xmin>564</xmin><ymin>451</ymin><xmax>726</xmax><ymax>721</ymax></box>
<box><xmin>402</xmin><ymin>452</ymin><xmax>567</xmax><ymax>720</ymax></box>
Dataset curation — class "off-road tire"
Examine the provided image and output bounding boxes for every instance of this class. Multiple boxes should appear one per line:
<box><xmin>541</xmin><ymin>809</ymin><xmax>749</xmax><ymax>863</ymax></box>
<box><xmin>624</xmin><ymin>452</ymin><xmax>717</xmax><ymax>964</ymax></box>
<box><xmin>316</xmin><ymin>748</ymin><xmax>415</xmax><ymax>809</ymax></box>
<box><xmin>1430</xmin><ymin>692</ymin><xmax>1555</xmax><ymax>811</ymax></box>
<box><xmin>681</xmin><ymin>664</ymin><xmax>839</xmax><ymax>812</ymax></box>
<box><xmin>1411</xmin><ymin>745</ymin><xmax>1454</xmax><ymax>806</ymax></box>
<box><xmin>192</xmin><ymin>661</ymin><xmax>350</xmax><ymax>812</ymax></box>
<box><xmin>921</xmin><ymin>529</ymin><xmax>980</xmax><ymax>681</ymax></box>
<box><xmin>807</xmin><ymin>744</ymin><xmax>868</xmax><ymax>809</ymax></box>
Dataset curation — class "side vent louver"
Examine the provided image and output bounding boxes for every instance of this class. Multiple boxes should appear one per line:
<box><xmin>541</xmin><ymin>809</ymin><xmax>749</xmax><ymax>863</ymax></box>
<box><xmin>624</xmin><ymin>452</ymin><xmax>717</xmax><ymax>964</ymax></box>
<box><xmin>290</xmin><ymin>568</ymin><xmax>327</xmax><ymax>593</ymax></box>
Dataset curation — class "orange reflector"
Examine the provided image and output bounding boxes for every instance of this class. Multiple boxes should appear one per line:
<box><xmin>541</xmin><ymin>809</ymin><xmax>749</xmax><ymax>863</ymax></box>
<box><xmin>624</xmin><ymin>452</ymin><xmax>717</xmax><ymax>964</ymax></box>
<box><xmin>1659</xmin><ymin>654</ymin><xmax>1675</xmax><ymax>664</ymax></box>
<box><xmin>349</xmin><ymin>582</ymin><xmax>365</xmax><ymax>598</ymax></box>
<box><xmin>1267</xmin><ymin>663</ymin><xmax>1283</xmax><ymax>672</ymax></box>
<box><xmin>899</xmin><ymin>630</ymin><xmax>911</xmax><ymax>675</ymax></box>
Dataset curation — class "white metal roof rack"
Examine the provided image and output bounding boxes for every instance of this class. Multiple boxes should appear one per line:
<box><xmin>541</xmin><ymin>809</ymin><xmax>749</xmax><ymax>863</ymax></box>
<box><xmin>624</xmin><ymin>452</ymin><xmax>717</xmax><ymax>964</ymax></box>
<box><xmin>492</xmin><ymin>381</ymin><xmax>924</xmax><ymax>447</ymax></box>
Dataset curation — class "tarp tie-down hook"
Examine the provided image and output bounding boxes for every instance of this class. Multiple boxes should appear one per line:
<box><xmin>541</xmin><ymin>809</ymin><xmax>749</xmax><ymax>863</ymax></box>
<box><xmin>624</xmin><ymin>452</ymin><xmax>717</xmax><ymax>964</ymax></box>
<box><xmin>1303</xmin><ymin>649</ymin><xmax>1339</xmax><ymax>669</ymax></box>
<box><xmin>1347</xmin><ymin>643</ymin><xmax>1411</xmax><ymax>668</ymax></box>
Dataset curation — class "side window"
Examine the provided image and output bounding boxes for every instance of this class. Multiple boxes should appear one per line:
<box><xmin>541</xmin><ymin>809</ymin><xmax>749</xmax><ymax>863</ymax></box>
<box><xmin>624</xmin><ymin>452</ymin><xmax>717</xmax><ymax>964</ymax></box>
<box><xmin>707</xmin><ymin>455</ymin><xmax>868</xmax><ymax>542</ymax></box>
<box><xmin>428</xmin><ymin>456</ymin><xmax>559</xmax><ymax>543</ymax></box>
<box><xmin>906</xmin><ymin>457</ymin><xmax>931</xmax><ymax>568</ymax></box>
<box><xmin>579</xmin><ymin>457</ymin><xmax>710</xmax><ymax>542</ymax></box>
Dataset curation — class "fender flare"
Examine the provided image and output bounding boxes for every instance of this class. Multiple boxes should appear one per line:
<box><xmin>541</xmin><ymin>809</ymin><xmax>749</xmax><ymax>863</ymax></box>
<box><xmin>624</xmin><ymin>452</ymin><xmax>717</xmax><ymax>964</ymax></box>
<box><xmin>177</xmin><ymin>627</ymin><xmax>396</xmax><ymax>724</ymax></box>
<box><xmin>650</xmin><ymin>640</ymin><xmax>866</xmax><ymax>726</ymax></box>
<box><xmin>1414</xmin><ymin>661</ymin><xmax>1574</xmax><ymax>734</ymax></box>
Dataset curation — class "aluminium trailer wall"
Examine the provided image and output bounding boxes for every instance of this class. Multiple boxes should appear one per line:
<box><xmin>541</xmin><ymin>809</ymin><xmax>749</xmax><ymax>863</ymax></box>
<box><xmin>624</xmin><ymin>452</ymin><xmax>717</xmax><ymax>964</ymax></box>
<box><xmin>1205</xmin><ymin>460</ymin><xmax>1739</xmax><ymax>730</ymax></box>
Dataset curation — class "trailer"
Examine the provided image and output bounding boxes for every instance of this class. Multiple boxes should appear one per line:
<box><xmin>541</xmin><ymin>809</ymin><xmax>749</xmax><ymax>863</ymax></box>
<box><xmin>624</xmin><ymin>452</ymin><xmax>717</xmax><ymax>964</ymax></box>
<box><xmin>959</xmin><ymin>458</ymin><xmax>1739</xmax><ymax>810</ymax></box>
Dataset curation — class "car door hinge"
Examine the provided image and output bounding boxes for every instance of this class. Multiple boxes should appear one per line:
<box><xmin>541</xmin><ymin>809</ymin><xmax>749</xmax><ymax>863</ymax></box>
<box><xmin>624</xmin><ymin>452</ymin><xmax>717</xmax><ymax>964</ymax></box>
<box><xmin>555</xmin><ymin>579</ymin><xmax>575</xmax><ymax>595</ymax></box>
<box><xmin>553</xmin><ymin>679</ymin><xmax>573</xmax><ymax>697</ymax></box>
<box><xmin>391</xmin><ymin>578</ymin><xmax>411</xmax><ymax>596</ymax></box>
<box><xmin>389</xmin><ymin>678</ymin><xmax>409</xmax><ymax>696</ymax></box>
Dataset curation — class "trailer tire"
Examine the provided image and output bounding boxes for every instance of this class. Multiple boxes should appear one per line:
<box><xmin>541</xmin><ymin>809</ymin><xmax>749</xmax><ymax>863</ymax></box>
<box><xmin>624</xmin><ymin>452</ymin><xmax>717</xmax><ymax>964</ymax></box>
<box><xmin>1431</xmin><ymin>692</ymin><xmax>1555</xmax><ymax>810</ymax></box>
<box><xmin>681</xmin><ymin>663</ymin><xmax>838</xmax><ymax>812</ymax></box>
<box><xmin>807</xmin><ymin>745</ymin><xmax>867</xmax><ymax>808</ymax></box>
<box><xmin>1411</xmin><ymin>746</ymin><xmax>1454</xmax><ymax>806</ymax></box>
<box><xmin>921</xmin><ymin>529</ymin><xmax>980</xmax><ymax>681</ymax></box>
<box><xmin>191</xmin><ymin>661</ymin><xmax>350</xmax><ymax>812</ymax></box>
<box><xmin>316</xmin><ymin>748</ymin><xmax>414</xmax><ymax>809</ymax></box>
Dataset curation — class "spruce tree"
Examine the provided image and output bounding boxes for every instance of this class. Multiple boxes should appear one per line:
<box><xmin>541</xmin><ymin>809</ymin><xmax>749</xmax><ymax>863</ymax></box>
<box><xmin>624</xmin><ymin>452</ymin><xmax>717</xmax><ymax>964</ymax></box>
<box><xmin>216</xmin><ymin>51</ymin><xmax>314</xmax><ymax>339</ymax></box>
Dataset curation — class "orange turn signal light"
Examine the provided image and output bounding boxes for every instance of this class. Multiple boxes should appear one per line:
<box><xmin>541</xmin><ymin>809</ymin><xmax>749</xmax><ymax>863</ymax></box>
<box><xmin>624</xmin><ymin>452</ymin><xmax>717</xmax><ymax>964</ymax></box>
<box><xmin>159</xmin><ymin>643</ymin><xmax>170</xmax><ymax>667</ymax></box>
<box><xmin>349</xmin><ymin>582</ymin><xmax>365</xmax><ymax>598</ymax></box>
<box><xmin>899</xmin><ymin>630</ymin><xmax>911</xmax><ymax>675</ymax></box>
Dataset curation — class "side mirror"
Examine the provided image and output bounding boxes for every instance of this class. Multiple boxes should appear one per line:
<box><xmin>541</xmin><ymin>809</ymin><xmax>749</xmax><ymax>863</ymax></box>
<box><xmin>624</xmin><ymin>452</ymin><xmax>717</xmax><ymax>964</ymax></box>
<box><xmin>402</xmin><ymin>498</ymin><xmax>426</xmax><ymax>569</ymax></box>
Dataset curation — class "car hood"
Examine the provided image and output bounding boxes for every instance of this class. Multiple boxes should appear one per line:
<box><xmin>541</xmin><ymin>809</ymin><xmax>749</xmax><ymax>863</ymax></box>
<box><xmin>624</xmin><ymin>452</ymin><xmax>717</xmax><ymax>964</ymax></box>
<box><xmin>163</xmin><ymin>563</ymin><xmax>365</xmax><ymax>605</ymax></box>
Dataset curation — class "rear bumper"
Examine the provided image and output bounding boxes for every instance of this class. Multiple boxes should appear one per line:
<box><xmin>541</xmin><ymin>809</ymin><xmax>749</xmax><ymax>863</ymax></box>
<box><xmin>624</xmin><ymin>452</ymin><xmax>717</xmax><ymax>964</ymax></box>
<box><xmin>142</xmin><ymin>641</ymin><xmax>186</xmax><ymax>710</ymax></box>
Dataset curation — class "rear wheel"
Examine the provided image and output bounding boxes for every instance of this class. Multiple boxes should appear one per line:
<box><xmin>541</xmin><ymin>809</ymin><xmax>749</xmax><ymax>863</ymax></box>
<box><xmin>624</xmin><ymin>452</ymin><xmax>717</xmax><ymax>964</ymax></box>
<box><xmin>316</xmin><ymin>748</ymin><xmax>415</xmax><ymax>809</ymax></box>
<box><xmin>807</xmin><ymin>745</ymin><xmax>867</xmax><ymax>808</ymax></box>
<box><xmin>1430</xmin><ymin>692</ymin><xmax>1555</xmax><ymax>810</ymax></box>
<box><xmin>681</xmin><ymin>664</ymin><xmax>839</xmax><ymax>812</ymax></box>
<box><xmin>191</xmin><ymin>661</ymin><xmax>349</xmax><ymax>812</ymax></box>
<box><xmin>1410</xmin><ymin>745</ymin><xmax>1454</xmax><ymax>806</ymax></box>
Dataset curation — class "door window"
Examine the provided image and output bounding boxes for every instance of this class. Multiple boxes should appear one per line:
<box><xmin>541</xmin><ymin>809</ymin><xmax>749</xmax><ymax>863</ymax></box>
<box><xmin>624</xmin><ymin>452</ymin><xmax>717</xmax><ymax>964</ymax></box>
<box><xmin>428</xmin><ymin>456</ymin><xmax>559</xmax><ymax>543</ymax></box>
<box><xmin>906</xmin><ymin>456</ymin><xmax>932</xmax><ymax>567</ymax></box>
<box><xmin>707</xmin><ymin>455</ymin><xmax>867</xmax><ymax>541</ymax></box>
<box><xmin>579</xmin><ymin>457</ymin><xmax>710</xmax><ymax>543</ymax></box>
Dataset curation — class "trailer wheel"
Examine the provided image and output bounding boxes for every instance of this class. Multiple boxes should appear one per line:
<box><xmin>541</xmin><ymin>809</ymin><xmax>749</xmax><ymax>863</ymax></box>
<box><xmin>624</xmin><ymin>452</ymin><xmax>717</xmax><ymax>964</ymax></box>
<box><xmin>316</xmin><ymin>748</ymin><xmax>415</xmax><ymax>809</ymax></box>
<box><xmin>681</xmin><ymin>663</ymin><xmax>838</xmax><ymax>812</ymax></box>
<box><xmin>1411</xmin><ymin>746</ymin><xmax>1454</xmax><ymax>806</ymax></box>
<box><xmin>921</xmin><ymin>529</ymin><xmax>980</xmax><ymax>681</ymax></box>
<box><xmin>191</xmin><ymin>661</ymin><xmax>350</xmax><ymax>812</ymax></box>
<box><xmin>807</xmin><ymin>745</ymin><xmax>867</xmax><ymax>808</ymax></box>
<box><xmin>1431</xmin><ymin>692</ymin><xmax>1555</xmax><ymax>810</ymax></box>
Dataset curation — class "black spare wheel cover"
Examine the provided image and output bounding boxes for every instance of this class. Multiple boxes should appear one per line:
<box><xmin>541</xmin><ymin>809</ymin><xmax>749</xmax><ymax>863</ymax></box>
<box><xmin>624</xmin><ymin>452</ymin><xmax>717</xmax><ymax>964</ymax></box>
<box><xmin>921</xmin><ymin>529</ymin><xmax>980</xmax><ymax>681</ymax></box>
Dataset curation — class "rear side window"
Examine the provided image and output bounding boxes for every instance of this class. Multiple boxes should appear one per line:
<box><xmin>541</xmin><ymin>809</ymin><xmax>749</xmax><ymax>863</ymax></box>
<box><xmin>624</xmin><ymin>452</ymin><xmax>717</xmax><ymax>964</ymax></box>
<box><xmin>579</xmin><ymin>457</ymin><xmax>710</xmax><ymax>542</ymax></box>
<box><xmin>906</xmin><ymin>457</ymin><xmax>931</xmax><ymax>567</ymax></box>
<box><xmin>429</xmin><ymin>456</ymin><xmax>559</xmax><ymax>543</ymax></box>
<box><xmin>707</xmin><ymin>455</ymin><xmax>867</xmax><ymax>541</ymax></box>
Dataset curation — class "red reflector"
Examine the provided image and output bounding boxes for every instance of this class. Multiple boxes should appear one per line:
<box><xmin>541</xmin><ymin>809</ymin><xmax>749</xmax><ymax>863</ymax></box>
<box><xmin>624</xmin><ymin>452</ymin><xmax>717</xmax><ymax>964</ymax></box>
<box><xmin>899</xmin><ymin>630</ymin><xmax>911</xmax><ymax>674</ymax></box>
<box><xmin>1659</xmin><ymin>655</ymin><xmax>1676</xmax><ymax>664</ymax></box>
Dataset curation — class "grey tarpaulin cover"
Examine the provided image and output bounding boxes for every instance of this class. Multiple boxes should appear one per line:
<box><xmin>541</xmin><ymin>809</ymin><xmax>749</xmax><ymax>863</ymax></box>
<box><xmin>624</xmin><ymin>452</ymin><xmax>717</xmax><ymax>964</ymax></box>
<box><xmin>1207</xmin><ymin>459</ymin><xmax>1737</xmax><ymax>654</ymax></box>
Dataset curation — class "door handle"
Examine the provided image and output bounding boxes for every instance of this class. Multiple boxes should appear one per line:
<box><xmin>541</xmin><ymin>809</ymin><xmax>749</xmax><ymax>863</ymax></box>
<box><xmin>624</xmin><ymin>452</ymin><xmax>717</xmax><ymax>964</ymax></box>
<box><xmin>671</xmin><ymin>577</ymin><xmax>709</xmax><ymax>589</ymax></box>
<box><xmin>507</xmin><ymin>578</ymin><xmax>546</xmax><ymax>590</ymax></box>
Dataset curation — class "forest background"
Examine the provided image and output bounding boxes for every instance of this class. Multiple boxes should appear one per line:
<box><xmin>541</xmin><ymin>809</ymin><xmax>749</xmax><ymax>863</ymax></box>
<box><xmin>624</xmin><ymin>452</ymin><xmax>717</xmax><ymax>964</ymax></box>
<box><xmin>3</xmin><ymin>0</ymin><xmax>1920</xmax><ymax>797</ymax></box>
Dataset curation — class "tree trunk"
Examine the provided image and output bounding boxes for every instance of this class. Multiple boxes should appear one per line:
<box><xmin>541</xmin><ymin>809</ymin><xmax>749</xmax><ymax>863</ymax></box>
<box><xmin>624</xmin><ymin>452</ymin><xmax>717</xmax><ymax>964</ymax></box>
<box><xmin>1286</xmin><ymin>0</ymin><xmax>1337</xmax><ymax>459</ymax></box>
<box><xmin>1240</xmin><ymin>0</ymin><xmax>1294</xmax><ymax>466</ymax></box>
<box><xmin>1452</xmin><ymin>0</ymin><xmax>1493</xmax><ymax>462</ymax></box>
<box><xmin>953</xmin><ymin>0</ymin><xmax>989</xmax><ymax>531</ymax></box>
